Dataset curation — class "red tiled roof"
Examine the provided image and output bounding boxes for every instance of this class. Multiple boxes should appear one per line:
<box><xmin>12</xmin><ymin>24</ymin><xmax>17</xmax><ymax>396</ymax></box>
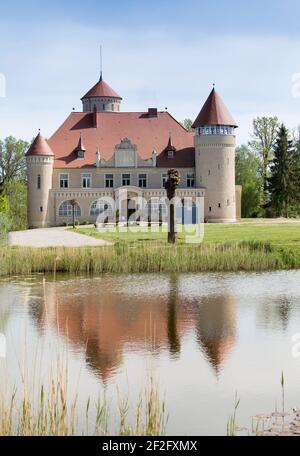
<box><xmin>48</xmin><ymin>111</ymin><xmax>195</xmax><ymax>168</ymax></box>
<box><xmin>81</xmin><ymin>78</ymin><xmax>122</xmax><ymax>100</ymax></box>
<box><xmin>192</xmin><ymin>88</ymin><xmax>237</xmax><ymax>128</ymax></box>
<box><xmin>26</xmin><ymin>133</ymin><xmax>54</xmax><ymax>157</ymax></box>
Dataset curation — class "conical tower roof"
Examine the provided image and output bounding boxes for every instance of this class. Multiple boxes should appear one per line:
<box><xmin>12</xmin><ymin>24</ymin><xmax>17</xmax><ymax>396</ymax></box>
<box><xmin>81</xmin><ymin>75</ymin><xmax>122</xmax><ymax>100</ymax></box>
<box><xmin>192</xmin><ymin>88</ymin><xmax>237</xmax><ymax>128</ymax></box>
<box><xmin>26</xmin><ymin>132</ymin><xmax>54</xmax><ymax>156</ymax></box>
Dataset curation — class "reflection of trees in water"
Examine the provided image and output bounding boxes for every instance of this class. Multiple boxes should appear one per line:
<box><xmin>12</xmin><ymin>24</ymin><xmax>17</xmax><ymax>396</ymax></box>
<box><xmin>0</xmin><ymin>308</ymin><xmax>10</xmax><ymax>333</ymax></box>
<box><xmin>257</xmin><ymin>295</ymin><xmax>292</xmax><ymax>331</ymax></box>
<box><xmin>28</xmin><ymin>277</ymin><xmax>237</xmax><ymax>381</ymax></box>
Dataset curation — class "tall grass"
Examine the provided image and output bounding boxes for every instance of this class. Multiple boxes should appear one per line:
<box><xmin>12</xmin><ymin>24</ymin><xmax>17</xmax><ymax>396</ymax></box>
<box><xmin>0</xmin><ymin>354</ymin><xmax>167</xmax><ymax>436</ymax></box>
<box><xmin>0</xmin><ymin>241</ymin><xmax>297</xmax><ymax>277</ymax></box>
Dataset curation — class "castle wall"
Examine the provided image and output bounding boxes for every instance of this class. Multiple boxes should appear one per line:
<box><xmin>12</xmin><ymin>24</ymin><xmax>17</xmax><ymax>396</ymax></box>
<box><xmin>195</xmin><ymin>134</ymin><xmax>236</xmax><ymax>222</ymax></box>
<box><xmin>52</xmin><ymin>167</ymin><xmax>196</xmax><ymax>190</ymax></box>
<box><xmin>26</xmin><ymin>155</ymin><xmax>54</xmax><ymax>228</ymax></box>
<box><xmin>82</xmin><ymin>97</ymin><xmax>121</xmax><ymax>113</ymax></box>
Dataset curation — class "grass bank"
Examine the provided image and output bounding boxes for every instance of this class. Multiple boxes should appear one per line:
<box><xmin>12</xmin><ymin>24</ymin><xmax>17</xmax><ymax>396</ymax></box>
<box><xmin>0</xmin><ymin>240</ymin><xmax>298</xmax><ymax>277</ymax></box>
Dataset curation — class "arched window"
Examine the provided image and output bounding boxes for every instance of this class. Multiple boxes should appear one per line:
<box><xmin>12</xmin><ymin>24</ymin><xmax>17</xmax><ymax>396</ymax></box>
<box><xmin>90</xmin><ymin>199</ymin><xmax>113</xmax><ymax>217</ymax></box>
<box><xmin>58</xmin><ymin>200</ymin><xmax>81</xmax><ymax>217</ymax></box>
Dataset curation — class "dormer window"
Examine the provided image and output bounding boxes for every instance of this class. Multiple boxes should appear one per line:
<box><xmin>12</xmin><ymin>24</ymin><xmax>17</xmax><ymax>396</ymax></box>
<box><xmin>164</xmin><ymin>135</ymin><xmax>176</xmax><ymax>158</ymax></box>
<box><xmin>75</xmin><ymin>134</ymin><xmax>86</xmax><ymax>159</ymax></box>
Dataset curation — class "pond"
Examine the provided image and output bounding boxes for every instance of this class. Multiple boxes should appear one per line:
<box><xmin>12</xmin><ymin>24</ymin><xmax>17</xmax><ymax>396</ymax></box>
<box><xmin>1</xmin><ymin>271</ymin><xmax>300</xmax><ymax>435</ymax></box>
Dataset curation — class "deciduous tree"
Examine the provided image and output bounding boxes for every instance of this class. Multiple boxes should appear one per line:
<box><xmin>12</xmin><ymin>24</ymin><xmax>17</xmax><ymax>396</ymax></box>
<box><xmin>235</xmin><ymin>145</ymin><xmax>263</xmax><ymax>217</ymax></box>
<box><xmin>249</xmin><ymin>116</ymin><xmax>279</xmax><ymax>207</ymax></box>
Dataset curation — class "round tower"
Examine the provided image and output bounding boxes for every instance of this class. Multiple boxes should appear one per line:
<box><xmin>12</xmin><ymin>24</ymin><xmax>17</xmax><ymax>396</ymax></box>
<box><xmin>81</xmin><ymin>73</ymin><xmax>122</xmax><ymax>113</ymax></box>
<box><xmin>26</xmin><ymin>133</ymin><xmax>54</xmax><ymax>228</ymax></box>
<box><xmin>193</xmin><ymin>87</ymin><xmax>238</xmax><ymax>223</ymax></box>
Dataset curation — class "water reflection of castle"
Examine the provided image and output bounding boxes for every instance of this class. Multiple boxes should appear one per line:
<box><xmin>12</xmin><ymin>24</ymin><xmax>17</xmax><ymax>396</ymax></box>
<box><xmin>30</xmin><ymin>277</ymin><xmax>236</xmax><ymax>380</ymax></box>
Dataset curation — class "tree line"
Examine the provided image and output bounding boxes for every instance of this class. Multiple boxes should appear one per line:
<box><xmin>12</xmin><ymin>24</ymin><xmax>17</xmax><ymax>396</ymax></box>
<box><xmin>236</xmin><ymin>117</ymin><xmax>300</xmax><ymax>218</ymax></box>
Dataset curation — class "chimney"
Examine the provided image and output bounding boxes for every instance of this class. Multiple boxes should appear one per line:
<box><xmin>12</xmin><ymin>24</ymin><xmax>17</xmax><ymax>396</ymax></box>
<box><xmin>148</xmin><ymin>108</ymin><xmax>158</xmax><ymax>118</ymax></box>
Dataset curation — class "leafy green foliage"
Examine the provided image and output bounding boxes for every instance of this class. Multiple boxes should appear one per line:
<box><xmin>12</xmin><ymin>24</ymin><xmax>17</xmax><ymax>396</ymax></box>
<box><xmin>249</xmin><ymin>116</ymin><xmax>280</xmax><ymax>209</ymax></box>
<box><xmin>235</xmin><ymin>145</ymin><xmax>263</xmax><ymax>217</ymax></box>
<box><xmin>2</xmin><ymin>180</ymin><xmax>27</xmax><ymax>230</ymax></box>
<box><xmin>0</xmin><ymin>136</ymin><xmax>28</xmax><ymax>189</ymax></box>
<box><xmin>182</xmin><ymin>118</ymin><xmax>194</xmax><ymax>132</ymax></box>
<box><xmin>0</xmin><ymin>137</ymin><xmax>28</xmax><ymax>232</ymax></box>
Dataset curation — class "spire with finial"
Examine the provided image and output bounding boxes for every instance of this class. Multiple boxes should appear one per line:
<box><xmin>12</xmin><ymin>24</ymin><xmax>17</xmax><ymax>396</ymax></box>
<box><xmin>75</xmin><ymin>133</ymin><xmax>86</xmax><ymax>152</ymax></box>
<box><xmin>99</xmin><ymin>45</ymin><xmax>103</xmax><ymax>82</ymax></box>
<box><xmin>165</xmin><ymin>133</ymin><xmax>176</xmax><ymax>152</ymax></box>
<box><xmin>81</xmin><ymin>48</ymin><xmax>122</xmax><ymax>112</ymax></box>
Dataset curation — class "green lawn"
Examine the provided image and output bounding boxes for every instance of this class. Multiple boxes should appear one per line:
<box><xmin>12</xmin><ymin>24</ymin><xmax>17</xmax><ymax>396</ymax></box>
<box><xmin>74</xmin><ymin>222</ymin><xmax>300</xmax><ymax>250</ymax></box>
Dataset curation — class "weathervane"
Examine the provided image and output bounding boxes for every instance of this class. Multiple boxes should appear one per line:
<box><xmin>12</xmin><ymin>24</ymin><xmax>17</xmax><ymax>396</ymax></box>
<box><xmin>100</xmin><ymin>45</ymin><xmax>103</xmax><ymax>81</ymax></box>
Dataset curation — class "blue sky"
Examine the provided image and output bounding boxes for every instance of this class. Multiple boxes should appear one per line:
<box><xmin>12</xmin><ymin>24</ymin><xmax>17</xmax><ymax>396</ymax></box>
<box><xmin>1</xmin><ymin>0</ymin><xmax>300</xmax><ymax>144</ymax></box>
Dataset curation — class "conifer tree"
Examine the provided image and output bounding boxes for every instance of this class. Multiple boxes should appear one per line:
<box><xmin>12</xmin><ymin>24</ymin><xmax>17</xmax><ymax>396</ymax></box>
<box><xmin>268</xmin><ymin>124</ymin><xmax>296</xmax><ymax>217</ymax></box>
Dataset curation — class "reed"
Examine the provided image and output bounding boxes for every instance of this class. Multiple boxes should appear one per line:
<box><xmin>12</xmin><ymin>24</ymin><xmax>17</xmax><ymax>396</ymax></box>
<box><xmin>0</xmin><ymin>356</ymin><xmax>167</xmax><ymax>436</ymax></box>
<box><xmin>0</xmin><ymin>241</ymin><xmax>297</xmax><ymax>277</ymax></box>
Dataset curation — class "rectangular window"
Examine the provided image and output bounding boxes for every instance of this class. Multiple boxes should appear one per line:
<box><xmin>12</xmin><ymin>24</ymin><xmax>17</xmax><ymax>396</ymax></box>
<box><xmin>37</xmin><ymin>174</ymin><xmax>41</xmax><ymax>189</ymax></box>
<box><xmin>77</xmin><ymin>150</ymin><xmax>84</xmax><ymax>159</ymax></box>
<box><xmin>105</xmin><ymin>174</ymin><xmax>114</xmax><ymax>188</ymax></box>
<box><xmin>138</xmin><ymin>173</ymin><xmax>147</xmax><ymax>188</ymax></box>
<box><xmin>59</xmin><ymin>174</ymin><xmax>69</xmax><ymax>188</ymax></box>
<box><xmin>186</xmin><ymin>173</ymin><xmax>195</xmax><ymax>188</ymax></box>
<box><xmin>167</xmin><ymin>150</ymin><xmax>174</xmax><ymax>158</ymax></box>
<box><xmin>122</xmin><ymin>173</ymin><xmax>131</xmax><ymax>186</ymax></box>
<box><xmin>81</xmin><ymin>173</ymin><xmax>91</xmax><ymax>189</ymax></box>
<box><xmin>162</xmin><ymin>173</ymin><xmax>168</xmax><ymax>188</ymax></box>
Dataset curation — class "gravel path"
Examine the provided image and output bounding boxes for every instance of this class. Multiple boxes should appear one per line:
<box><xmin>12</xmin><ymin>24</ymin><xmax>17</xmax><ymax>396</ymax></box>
<box><xmin>8</xmin><ymin>227</ymin><xmax>110</xmax><ymax>247</ymax></box>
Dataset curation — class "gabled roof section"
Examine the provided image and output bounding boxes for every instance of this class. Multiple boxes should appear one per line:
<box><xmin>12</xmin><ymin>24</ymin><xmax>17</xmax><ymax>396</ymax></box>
<box><xmin>47</xmin><ymin>111</ymin><xmax>195</xmax><ymax>168</ymax></box>
<box><xmin>81</xmin><ymin>77</ymin><xmax>122</xmax><ymax>100</ymax></box>
<box><xmin>192</xmin><ymin>88</ymin><xmax>237</xmax><ymax>128</ymax></box>
<box><xmin>26</xmin><ymin>133</ymin><xmax>54</xmax><ymax>157</ymax></box>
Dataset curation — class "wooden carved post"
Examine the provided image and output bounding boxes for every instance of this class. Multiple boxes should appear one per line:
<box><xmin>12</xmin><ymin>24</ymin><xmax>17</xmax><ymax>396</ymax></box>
<box><xmin>159</xmin><ymin>203</ymin><xmax>163</xmax><ymax>227</ymax></box>
<box><xmin>164</xmin><ymin>169</ymin><xmax>180</xmax><ymax>243</ymax></box>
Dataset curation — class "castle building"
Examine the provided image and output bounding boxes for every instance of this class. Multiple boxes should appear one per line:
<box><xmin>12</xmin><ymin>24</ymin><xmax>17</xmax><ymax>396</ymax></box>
<box><xmin>26</xmin><ymin>72</ymin><xmax>241</xmax><ymax>228</ymax></box>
